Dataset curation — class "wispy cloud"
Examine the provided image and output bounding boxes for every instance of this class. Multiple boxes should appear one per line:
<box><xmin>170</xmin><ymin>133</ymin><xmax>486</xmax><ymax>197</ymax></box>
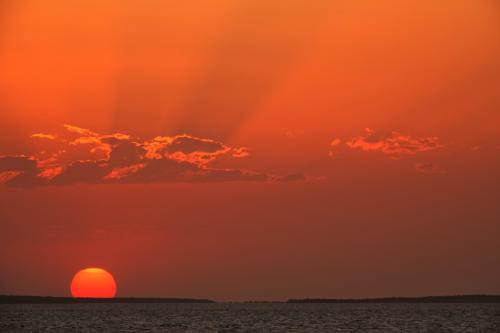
<box><xmin>31</xmin><ymin>133</ymin><xmax>56</xmax><ymax>140</ymax></box>
<box><xmin>328</xmin><ymin>138</ymin><xmax>342</xmax><ymax>157</ymax></box>
<box><xmin>346</xmin><ymin>128</ymin><xmax>443</xmax><ymax>158</ymax></box>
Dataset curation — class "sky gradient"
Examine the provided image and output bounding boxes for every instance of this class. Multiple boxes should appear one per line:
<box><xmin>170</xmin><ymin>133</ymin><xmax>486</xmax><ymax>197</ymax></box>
<box><xmin>0</xmin><ymin>0</ymin><xmax>499</xmax><ymax>301</ymax></box>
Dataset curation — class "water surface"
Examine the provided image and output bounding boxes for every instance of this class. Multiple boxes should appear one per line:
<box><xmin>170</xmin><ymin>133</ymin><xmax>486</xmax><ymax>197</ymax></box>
<box><xmin>1</xmin><ymin>303</ymin><xmax>499</xmax><ymax>332</ymax></box>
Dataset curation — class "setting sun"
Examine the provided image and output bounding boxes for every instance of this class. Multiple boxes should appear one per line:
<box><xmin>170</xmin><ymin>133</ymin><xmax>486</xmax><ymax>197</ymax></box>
<box><xmin>70</xmin><ymin>268</ymin><xmax>117</xmax><ymax>298</ymax></box>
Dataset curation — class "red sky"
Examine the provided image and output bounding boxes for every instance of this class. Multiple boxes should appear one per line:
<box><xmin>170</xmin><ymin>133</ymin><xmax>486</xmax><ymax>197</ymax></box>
<box><xmin>0</xmin><ymin>0</ymin><xmax>499</xmax><ymax>301</ymax></box>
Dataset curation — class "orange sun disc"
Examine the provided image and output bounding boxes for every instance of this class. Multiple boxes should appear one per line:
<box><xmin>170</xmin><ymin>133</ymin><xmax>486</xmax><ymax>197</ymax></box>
<box><xmin>70</xmin><ymin>268</ymin><xmax>117</xmax><ymax>298</ymax></box>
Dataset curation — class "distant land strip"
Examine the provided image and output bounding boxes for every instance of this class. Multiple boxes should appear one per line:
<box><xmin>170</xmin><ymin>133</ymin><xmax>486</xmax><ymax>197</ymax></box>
<box><xmin>1</xmin><ymin>295</ymin><xmax>499</xmax><ymax>304</ymax></box>
<box><xmin>0</xmin><ymin>295</ymin><xmax>214</xmax><ymax>304</ymax></box>
<box><xmin>287</xmin><ymin>295</ymin><xmax>500</xmax><ymax>303</ymax></box>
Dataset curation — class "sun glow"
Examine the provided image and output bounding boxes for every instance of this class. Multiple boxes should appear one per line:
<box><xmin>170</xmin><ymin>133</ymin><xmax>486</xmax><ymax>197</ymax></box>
<box><xmin>70</xmin><ymin>267</ymin><xmax>117</xmax><ymax>298</ymax></box>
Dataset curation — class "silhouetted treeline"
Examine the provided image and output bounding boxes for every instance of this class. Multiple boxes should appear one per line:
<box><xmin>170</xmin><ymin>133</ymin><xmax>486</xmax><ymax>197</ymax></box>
<box><xmin>0</xmin><ymin>295</ymin><xmax>214</xmax><ymax>304</ymax></box>
<box><xmin>288</xmin><ymin>295</ymin><xmax>500</xmax><ymax>303</ymax></box>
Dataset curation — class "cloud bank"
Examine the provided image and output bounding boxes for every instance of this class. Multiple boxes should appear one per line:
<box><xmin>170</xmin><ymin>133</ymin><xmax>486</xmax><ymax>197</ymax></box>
<box><xmin>0</xmin><ymin>125</ymin><xmax>292</xmax><ymax>188</ymax></box>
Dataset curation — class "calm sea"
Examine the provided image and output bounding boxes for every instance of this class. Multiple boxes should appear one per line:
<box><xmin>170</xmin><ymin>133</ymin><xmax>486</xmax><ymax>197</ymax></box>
<box><xmin>1</xmin><ymin>303</ymin><xmax>499</xmax><ymax>332</ymax></box>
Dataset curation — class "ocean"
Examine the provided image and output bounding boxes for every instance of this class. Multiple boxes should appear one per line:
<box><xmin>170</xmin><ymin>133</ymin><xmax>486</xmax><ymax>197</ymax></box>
<box><xmin>1</xmin><ymin>303</ymin><xmax>499</xmax><ymax>332</ymax></box>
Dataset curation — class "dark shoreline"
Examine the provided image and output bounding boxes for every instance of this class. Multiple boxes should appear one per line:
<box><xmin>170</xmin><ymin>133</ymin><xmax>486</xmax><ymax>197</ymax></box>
<box><xmin>287</xmin><ymin>295</ymin><xmax>500</xmax><ymax>303</ymax></box>
<box><xmin>1</xmin><ymin>294</ymin><xmax>499</xmax><ymax>304</ymax></box>
<box><xmin>0</xmin><ymin>295</ymin><xmax>214</xmax><ymax>304</ymax></box>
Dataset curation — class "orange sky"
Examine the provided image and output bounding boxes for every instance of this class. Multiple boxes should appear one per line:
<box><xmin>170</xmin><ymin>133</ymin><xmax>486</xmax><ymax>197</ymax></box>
<box><xmin>0</xmin><ymin>0</ymin><xmax>499</xmax><ymax>300</ymax></box>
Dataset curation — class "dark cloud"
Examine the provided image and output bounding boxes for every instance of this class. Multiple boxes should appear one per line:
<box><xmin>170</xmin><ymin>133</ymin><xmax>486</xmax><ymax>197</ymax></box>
<box><xmin>108</xmin><ymin>142</ymin><xmax>146</xmax><ymax>168</ymax></box>
<box><xmin>275</xmin><ymin>173</ymin><xmax>307</xmax><ymax>182</ymax></box>
<box><xmin>167</xmin><ymin>135</ymin><xmax>228</xmax><ymax>155</ymax></box>
<box><xmin>198</xmin><ymin>168</ymin><xmax>268</xmax><ymax>183</ymax></box>
<box><xmin>5</xmin><ymin>172</ymin><xmax>46</xmax><ymax>188</ymax></box>
<box><xmin>51</xmin><ymin>160</ymin><xmax>109</xmax><ymax>186</ymax></box>
<box><xmin>414</xmin><ymin>162</ymin><xmax>446</xmax><ymax>174</ymax></box>
<box><xmin>0</xmin><ymin>156</ymin><xmax>38</xmax><ymax>174</ymax></box>
<box><xmin>0</xmin><ymin>156</ymin><xmax>42</xmax><ymax>188</ymax></box>
<box><xmin>121</xmin><ymin>158</ymin><xmax>198</xmax><ymax>183</ymax></box>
